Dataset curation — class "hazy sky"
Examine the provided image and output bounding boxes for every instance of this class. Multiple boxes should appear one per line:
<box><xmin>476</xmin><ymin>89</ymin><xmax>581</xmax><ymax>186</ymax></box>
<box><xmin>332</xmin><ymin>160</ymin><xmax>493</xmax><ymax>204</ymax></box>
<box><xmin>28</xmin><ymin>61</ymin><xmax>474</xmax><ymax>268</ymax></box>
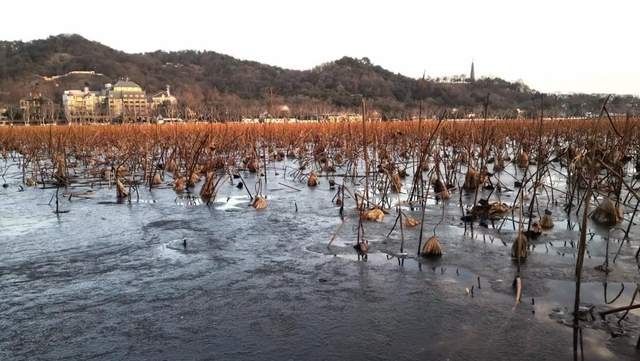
<box><xmin>4</xmin><ymin>0</ymin><xmax>639</xmax><ymax>95</ymax></box>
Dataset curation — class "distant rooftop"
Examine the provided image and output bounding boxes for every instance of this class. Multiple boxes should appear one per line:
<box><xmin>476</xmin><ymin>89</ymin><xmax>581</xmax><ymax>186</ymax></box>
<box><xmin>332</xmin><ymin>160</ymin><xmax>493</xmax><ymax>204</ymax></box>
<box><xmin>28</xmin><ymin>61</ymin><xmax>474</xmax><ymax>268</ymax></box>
<box><xmin>114</xmin><ymin>79</ymin><xmax>142</xmax><ymax>88</ymax></box>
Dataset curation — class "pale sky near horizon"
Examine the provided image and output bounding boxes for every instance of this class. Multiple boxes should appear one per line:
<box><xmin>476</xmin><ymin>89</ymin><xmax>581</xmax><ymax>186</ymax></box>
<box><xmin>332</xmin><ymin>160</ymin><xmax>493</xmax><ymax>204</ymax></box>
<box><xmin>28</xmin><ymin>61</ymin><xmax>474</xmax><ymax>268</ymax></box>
<box><xmin>3</xmin><ymin>0</ymin><xmax>639</xmax><ymax>95</ymax></box>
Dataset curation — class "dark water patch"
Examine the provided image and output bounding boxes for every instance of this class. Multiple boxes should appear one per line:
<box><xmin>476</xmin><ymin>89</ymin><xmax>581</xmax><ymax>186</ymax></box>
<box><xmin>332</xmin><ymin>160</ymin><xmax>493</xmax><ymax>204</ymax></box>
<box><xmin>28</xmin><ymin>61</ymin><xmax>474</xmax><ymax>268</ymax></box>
<box><xmin>143</xmin><ymin>218</ymin><xmax>200</xmax><ymax>232</ymax></box>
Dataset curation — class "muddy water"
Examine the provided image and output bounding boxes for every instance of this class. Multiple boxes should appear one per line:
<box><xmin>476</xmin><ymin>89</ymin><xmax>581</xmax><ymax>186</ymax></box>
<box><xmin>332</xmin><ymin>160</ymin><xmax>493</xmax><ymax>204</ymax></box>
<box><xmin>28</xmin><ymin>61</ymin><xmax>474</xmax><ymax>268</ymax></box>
<box><xmin>1</xmin><ymin>159</ymin><xmax>640</xmax><ymax>360</ymax></box>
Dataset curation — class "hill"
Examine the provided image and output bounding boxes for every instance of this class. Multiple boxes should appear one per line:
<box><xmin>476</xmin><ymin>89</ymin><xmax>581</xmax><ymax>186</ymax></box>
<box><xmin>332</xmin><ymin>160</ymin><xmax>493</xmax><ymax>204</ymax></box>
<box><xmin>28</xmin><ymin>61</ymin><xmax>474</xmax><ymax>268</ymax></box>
<box><xmin>1</xmin><ymin>34</ymin><xmax>638</xmax><ymax>119</ymax></box>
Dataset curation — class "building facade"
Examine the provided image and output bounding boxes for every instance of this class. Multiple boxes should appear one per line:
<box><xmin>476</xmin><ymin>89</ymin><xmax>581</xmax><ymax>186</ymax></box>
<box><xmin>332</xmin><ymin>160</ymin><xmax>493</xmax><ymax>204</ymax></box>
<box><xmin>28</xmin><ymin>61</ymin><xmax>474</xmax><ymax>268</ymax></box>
<box><xmin>107</xmin><ymin>80</ymin><xmax>148</xmax><ymax>120</ymax></box>
<box><xmin>20</xmin><ymin>93</ymin><xmax>55</xmax><ymax>124</ymax></box>
<box><xmin>150</xmin><ymin>85</ymin><xmax>177</xmax><ymax>108</ymax></box>
<box><xmin>62</xmin><ymin>87</ymin><xmax>107</xmax><ymax>123</ymax></box>
<box><xmin>63</xmin><ymin>79</ymin><xmax>176</xmax><ymax>123</ymax></box>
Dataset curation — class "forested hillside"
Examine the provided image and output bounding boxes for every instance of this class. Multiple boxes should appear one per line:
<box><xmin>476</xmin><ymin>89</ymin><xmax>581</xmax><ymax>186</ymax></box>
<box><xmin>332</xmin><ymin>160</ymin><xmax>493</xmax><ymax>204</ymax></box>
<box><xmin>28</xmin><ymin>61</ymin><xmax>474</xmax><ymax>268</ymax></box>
<box><xmin>1</xmin><ymin>34</ymin><xmax>638</xmax><ymax>119</ymax></box>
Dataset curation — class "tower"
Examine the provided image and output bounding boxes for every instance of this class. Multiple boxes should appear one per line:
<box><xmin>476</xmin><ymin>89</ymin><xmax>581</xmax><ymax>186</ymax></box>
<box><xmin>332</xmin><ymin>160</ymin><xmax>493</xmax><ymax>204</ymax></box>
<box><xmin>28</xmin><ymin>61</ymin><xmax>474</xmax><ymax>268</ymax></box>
<box><xmin>470</xmin><ymin>61</ymin><xmax>475</xmax><ymax>83</ymax></box>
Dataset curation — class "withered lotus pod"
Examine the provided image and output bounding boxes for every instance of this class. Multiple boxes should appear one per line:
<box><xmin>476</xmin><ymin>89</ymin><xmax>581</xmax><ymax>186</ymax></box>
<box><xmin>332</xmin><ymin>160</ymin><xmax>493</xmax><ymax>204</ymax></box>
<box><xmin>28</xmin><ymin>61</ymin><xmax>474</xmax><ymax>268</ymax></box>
<box><xmin>252</xmin><ymin>196</ymin><xmax>268</xmax><ymax>209</ymax></box>
<box><xmin>188</xmin><ymin>172</ymin><xmax>200</xmax><ymax>187</ymax></box>
<box><xmin>540</xmin><ymin>209</ymin><xmax>554</xmax><ymax>229</ymax></box>
<box><xmin>517</xmin><ymin>151</ymin><xmax>529</xmax><ymax>169</ymax></box>
<box><xmin>390</xmin><ymin>172</ymin><xmax>402</xmax><ymax>193</ymax></box>
<box><xmin>174</xmin><ymin>177</ymin><xmax>186</xmax><ymax>193</ymax></box>
<box><xmin>511</xmin><ymin>231</ymin><xmax>528</xmax><ymax>260</ymax></box>
<box><xmin>116</xmin><ymin>178</ymin><xmax>128</xmax><ymax>199</ymax></box>
<box><xmin>200</xmin><ymin>172</ymin><xmax>216</xmax><ymax>203</ymax></box>
<box><xmin>591</xmin><ymin>198</ymin><xmax>623</xmax><ymax>227</ymax></box>
<box><xmin>404</xmin><ymin>215</ymin><xmax>420</xmax><ymax>228</ymax></box>
<box><xmin>421</xmin><ymin>236</ymin><xmax>443</xmax><ymax>257</ymax></box>
<box><xmin>463</xmin><ymin>168</ymin><xmax>482</xmax><ymax>191</ymax></box>
<box><xmin>307</xmin><ymin>171</ymin><xmax>318</xmax><ymax>187</ymax></box>
<box><xmin>151</xmin><ymin>173</ymin><xmax>163</xmax><ymax>186</ymax></box>
<box><xmin>362</xmin><ymin>208</ymin><xmax>384</xmax><ymax>222</ymax></box>
<box><xmin>432</xmin><ymin>178</ymin><xmax>446</xmax><ymax>194</ymax></box>
<box><xmin>247</xmin><ymin>158</ymin><xmax>259</xmax><ymax>173</ymax></box>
